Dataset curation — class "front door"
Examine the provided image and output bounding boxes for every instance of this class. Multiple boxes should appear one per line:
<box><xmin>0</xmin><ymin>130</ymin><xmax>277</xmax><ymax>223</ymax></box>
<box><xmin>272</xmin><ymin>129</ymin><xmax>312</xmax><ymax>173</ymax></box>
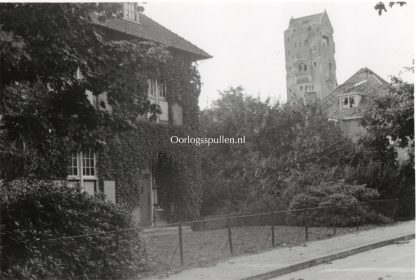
<box><xmin>139</xmin><ymin>173</ymin><xmax>152</xmax><ymax>226</ymax></box>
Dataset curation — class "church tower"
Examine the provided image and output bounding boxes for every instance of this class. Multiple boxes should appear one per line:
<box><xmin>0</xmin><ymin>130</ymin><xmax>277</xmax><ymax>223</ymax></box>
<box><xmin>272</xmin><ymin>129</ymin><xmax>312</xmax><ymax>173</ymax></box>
<box><xmin>284</xmin><ymin>11</ymin><xmax>337</xmax><ymax>104</ymax></box>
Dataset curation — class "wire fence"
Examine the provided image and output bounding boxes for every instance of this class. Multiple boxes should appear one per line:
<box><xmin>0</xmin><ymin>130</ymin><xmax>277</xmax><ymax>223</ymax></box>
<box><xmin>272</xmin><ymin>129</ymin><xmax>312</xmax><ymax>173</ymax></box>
<box><xmin>2</xmin><ymin>198</ymin><xmax>407</xmax><ymax>277</ymax></box>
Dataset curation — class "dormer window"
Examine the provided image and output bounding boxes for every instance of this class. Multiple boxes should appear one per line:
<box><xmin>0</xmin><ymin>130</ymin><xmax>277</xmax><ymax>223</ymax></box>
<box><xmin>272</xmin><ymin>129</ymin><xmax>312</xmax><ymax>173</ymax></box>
<box><xmin>341</xmin><ymin>96</ymin><xmax>357</xmax><ymax>109</ymax></box>
<box><xmin>123</xmin><ymin>2</ymin><xmax>139</xmax><ymax>22</ymax></box>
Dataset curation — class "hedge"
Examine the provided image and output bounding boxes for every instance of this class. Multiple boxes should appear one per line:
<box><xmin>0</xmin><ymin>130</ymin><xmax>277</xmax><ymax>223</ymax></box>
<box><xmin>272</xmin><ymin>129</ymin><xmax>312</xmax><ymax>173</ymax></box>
<box><xmin>0</xmin><ymin>180</ymin><xmax>149</xmax><ymax>280</ymax></box>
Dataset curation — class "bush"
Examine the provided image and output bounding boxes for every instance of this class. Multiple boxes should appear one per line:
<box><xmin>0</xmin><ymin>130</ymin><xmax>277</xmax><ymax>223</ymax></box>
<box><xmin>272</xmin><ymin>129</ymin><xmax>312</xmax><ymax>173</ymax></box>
<box><xmin>288</xmin><ymin>181</ymin><xmax>391</xmax><ymax>227</ymax></box>
<box><xmin>0</xmin><ymin>180</ymin><xmax>149</xmax><ymax>280</ymax></box>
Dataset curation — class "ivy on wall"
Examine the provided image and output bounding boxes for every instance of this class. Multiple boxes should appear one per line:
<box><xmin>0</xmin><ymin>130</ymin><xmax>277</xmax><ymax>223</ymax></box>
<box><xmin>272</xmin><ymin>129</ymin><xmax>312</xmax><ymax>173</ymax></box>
<box><xmin>97</xmin><ymin>123</ymin><xmax>202</xmax><ymax>221</ymax></box>
<box><xmin>97</xmin><ymin>54</ymin><xmax>203</xmax><ymax>220</ymax></box>
<box><xmin>0</xmin><ymin>2</ymin><xmax>204</xmax><ymax>219</ymax></box>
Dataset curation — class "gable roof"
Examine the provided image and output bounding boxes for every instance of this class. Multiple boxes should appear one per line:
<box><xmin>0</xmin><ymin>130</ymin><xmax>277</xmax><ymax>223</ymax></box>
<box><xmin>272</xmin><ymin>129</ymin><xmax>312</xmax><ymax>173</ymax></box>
<box><xmin>288</xmin><ymin>11</ymin><xmax>333</xmax><ymax>31</ymax></box>
<box><xmin>92</xmin><ymin>13</ymin><xmax>212</xmax><ymax>61</ymax></box>
<box><xmin>289</xmin><ymin>12</ymin><xmax>325</xmax><ymax>27</ymax></box>
<box><xmin>323</xmin><ymin>67</ymin><xmax>390</xmax><ymax>119</ymax></box>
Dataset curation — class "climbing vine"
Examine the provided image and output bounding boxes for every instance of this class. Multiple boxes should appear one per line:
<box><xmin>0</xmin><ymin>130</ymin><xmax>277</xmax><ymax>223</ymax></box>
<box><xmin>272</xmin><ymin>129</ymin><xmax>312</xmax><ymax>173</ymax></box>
<box><xmin>97</xmin><ymin>53</ymin><xmax>203</xmax><ymax>221</ymax></box>
<box><xmin>0</xmin><ymin>3</ymin><xmax>204</xmax><ymax>220</ymax></box>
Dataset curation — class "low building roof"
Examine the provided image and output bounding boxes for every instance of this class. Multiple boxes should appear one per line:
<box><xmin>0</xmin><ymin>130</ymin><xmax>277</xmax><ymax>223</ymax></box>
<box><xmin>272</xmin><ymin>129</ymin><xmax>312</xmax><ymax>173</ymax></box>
<box><xmin>93</xmin><ymin>13</ymin><xmax>212</xmax><ymax>61</ymax></box>
<box><xmin>323</xmin><ymin>68</ymin><xmax>390</xmax><ymax>119</ymax></box>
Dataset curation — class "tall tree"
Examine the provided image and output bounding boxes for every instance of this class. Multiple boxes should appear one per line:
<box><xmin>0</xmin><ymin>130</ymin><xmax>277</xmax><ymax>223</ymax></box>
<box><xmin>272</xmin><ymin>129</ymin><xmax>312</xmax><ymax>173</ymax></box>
<box><xmin>0</xmin><ymin>3</ymin><xmax>170</xmax><ymax>179</ymax></box>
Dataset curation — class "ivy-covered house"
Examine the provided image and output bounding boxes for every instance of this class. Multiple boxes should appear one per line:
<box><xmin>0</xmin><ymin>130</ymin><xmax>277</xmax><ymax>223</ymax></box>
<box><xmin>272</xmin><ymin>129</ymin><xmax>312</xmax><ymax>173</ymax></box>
<box><xmin>67</xmin><ymin>3</ymin><xmax>211</xmax><ymax>226</ymax></box>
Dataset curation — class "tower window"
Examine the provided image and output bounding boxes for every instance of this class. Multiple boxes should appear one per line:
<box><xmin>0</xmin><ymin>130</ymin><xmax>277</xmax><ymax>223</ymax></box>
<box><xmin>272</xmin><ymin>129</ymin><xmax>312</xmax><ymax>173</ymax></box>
<box><xmin>322</xmin><ymin>35</ymin><xmax>329</xmax><ymax>46</ymax></box>
<box><xmin>303</xmin><ymin>65</ymin><xmax>307</xmax><ymax>71</ymax></box>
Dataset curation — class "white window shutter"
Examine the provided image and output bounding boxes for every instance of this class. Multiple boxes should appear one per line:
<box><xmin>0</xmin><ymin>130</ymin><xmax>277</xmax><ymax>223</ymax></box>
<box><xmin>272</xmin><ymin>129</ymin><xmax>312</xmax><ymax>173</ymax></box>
<box><xmin>159</xmin><ymin>100</ymin><xmax>169</xmax><ymax>122</ymax></box>
<box><xmin>172</xmin><ymin>103</ymin><xmax>183</xmax><ymax>125</ymax></box>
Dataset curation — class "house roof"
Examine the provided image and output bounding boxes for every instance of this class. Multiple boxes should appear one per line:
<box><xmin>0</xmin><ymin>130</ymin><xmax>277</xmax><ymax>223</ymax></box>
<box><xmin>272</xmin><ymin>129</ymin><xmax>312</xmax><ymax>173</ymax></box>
<box><xmin>93</xmin><ymin>13</ymin><xmax>212</xmax><ymax>61</ymax></box>
<box><xmin>323</xmin><ymin>68</ymin><xmax>390</xmax><ymax>119</ymax></box>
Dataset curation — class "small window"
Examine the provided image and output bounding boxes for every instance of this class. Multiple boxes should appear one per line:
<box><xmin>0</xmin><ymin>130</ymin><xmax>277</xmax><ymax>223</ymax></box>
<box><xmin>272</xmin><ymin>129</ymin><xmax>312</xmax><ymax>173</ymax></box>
<box><xmin>298</xmin><ymin>64</ymin><xmax>302</xmax><ymax>72</ymax></box>
<box><xmin>322</xmin><ymin>35</ymin><xmax>329</xmax><ymax>46</ymax></box>
<box><xmin>124</xmin><ymin>3</ymin><xmax>137</xmax><ymax>21</ymax></box>
<box><xmin>159</xmin><ymin>82</ymin><xmax>167</xmax><ymax>98</ymax></box>
<box><xmin>69</xmin><ymin>153</ymin><xmax>78</xmax><ymax>176</ymax></box>
<box><xmin>148</xmin><ymin>79</ymin><xmax>166</xmax><ymax>98</ymax></box>
<box><xmin>341</xmin><ymin>96</ymin><xmax>357</xmax><ymax>109</ymax></box>
<box><xmin>82</xmin><ymin>151</ymin><xmax>95</xmax><ymax>177</ymax></box>
<box><xmin>342</xmin><ymin>97</ymin><xmax>349</xmax><ymax>108</ymax></box>
<box><xmin>303</xmin><ymin>65</ymin><xmax>307</xmax><ymax>71</ymax></box>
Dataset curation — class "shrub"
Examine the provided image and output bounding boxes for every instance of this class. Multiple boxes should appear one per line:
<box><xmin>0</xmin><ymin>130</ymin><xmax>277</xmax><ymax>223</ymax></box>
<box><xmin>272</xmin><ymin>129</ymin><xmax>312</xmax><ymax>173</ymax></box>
<box><xmin>288</xmin><ymin>181</ymin><xmax>392</xmax><ymax>227</ymax></box>
<box><xmin>0</xmin><ymin>180</ymin><xmax>149</xmax><ymax>280</ymax></box>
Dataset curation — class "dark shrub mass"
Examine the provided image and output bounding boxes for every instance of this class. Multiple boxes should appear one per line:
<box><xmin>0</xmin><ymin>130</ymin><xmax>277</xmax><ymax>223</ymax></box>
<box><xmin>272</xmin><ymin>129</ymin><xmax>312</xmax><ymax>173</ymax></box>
<box><xmin>0</xmin><ymin>180</ymin><xmax>149</xmax><ymax>280</ymax></box>
<box><xmin>288</xmin><ymin>181</ymin><xmax>392</xmax><ymax>227</ymax></box>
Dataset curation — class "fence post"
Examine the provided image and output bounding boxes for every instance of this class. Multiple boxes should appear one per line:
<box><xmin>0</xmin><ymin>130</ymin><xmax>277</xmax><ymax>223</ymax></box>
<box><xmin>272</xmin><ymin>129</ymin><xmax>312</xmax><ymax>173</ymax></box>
<box><xmin>271</xmin><ymin>212</ymin><xmax>275</xmax><ymax>248</ymax></box>
<box><xmin>304</xmin><ymin>210</ymin><xmax>309</xmax><ymax>241</ymax></box>
<box><xmin>355</xmin><ymin>201</ymin><xmax>359</xmax><ymax>231</ymax></box>
<box><xmin>178</xmin><ymin>222</ymin><xmax>184</xmax><ymax>266</ymax></box>
<box><xmin>392</xmin><ymin>199</ymin><xmax>399</xmax><ymax>220</ymax></box>
<box><xmin>227</xmin><ymin>217</ymin><xmax>233</xmax><ymax>255</ymax></box>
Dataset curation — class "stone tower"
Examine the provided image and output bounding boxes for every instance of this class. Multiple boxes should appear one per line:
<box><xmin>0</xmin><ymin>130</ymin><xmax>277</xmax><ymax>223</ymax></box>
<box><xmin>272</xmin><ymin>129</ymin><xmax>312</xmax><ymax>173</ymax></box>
<box><xmin>284</xmin><ymin>11</ymin><xmax>337</xmax><ymax>104</ymax></box>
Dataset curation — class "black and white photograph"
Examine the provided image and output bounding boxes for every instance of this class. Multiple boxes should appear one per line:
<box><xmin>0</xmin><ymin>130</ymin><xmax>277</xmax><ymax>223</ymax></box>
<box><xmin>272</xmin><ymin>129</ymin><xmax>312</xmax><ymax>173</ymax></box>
<box><xmin>0</xmin><ymin>1</ymin><xmax>414</xmax><ymax>280</ymax></box>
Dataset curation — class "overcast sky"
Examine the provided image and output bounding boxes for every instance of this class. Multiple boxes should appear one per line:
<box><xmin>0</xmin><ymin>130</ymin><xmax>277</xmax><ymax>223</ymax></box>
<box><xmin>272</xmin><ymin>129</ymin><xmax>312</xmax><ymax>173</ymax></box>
<box><xmin>143</xmin><ymin>1</ymin><xmax>415</xmax><ymax>108</ymax></box>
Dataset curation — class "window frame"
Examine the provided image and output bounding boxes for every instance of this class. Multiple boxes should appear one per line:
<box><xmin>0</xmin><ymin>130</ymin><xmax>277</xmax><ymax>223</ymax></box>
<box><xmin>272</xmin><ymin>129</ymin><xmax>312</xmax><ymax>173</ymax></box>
<box><xmin>124</xmin><ymin>3</ymin><xmax>137</xmax><ymax>21</ymax></box>
<box><xmin>67</xmin><ymin>151</ymin><xmax>97</xmax><ymax>180</ymax></box>
<box><xmin>147</xmin><ymin>79</ymin><xmax>169</xmax><ymax>123</ymax></box>
<box><xmin>69</xmin><ymin>152</ymin><xmax>79</xmax><ymax>177</ymax></box>
<box><xmin>340</xmin><ymin>95</ymin><xmax>357</xmax><ymax>109</ymax></box>
<box><xmin>82</xmin><ymin>150</ymin><xmax>96</xmax><ymax>179</ymax></box>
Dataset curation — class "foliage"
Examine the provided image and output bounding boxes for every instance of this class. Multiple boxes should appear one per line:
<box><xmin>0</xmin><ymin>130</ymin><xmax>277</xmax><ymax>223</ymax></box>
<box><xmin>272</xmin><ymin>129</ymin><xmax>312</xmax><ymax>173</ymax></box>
<box><xmin>288</xmin><ymin>181</ymin><xmax>388</xmax><ymax>227</ymax></box>
<box><xmin>199</xmin><ymin>87</ymin><xmax>270</xmax><ymax>215</ymax></box>
<box><xmin>360</xmin><ymin>77</ymin><xmax>414</xmax><ymax>151</ymax></box>
<box><xmin>261</xmin><ymin>102</ymin><xmax>356</xmax><ymax>168</ymax></box>
<box><xmin>374</xmin><ymin>1</ymin><xmax>407</xmax><ymax>15</ymax></box>
<box><xmin>0</xmin><ymin>4</ymin><xmax>203</xmax><ymax>219</ymax></box>
<box><xmin>0</xmin><ymin>180</ymin><xmax>149</xmax><ymax>280</ymax></box>
<box><xmin>199</xmin><ymin>88</ymin><xmax>357</xmax><ymax>215</ymax></box>
<box><xmin>0</xmin><ymin>4</ymin><xmax>200</xmax><ymax>178</ymax></box>
<box><xmin>358</xmin><ymin>76</ymin><xmax>414</xmax><ymax>216</ymax></box>
<box><xmin>98</xmin><ymin>122</ymin><xmax>202</xmax><ymax>221</ymax></box>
